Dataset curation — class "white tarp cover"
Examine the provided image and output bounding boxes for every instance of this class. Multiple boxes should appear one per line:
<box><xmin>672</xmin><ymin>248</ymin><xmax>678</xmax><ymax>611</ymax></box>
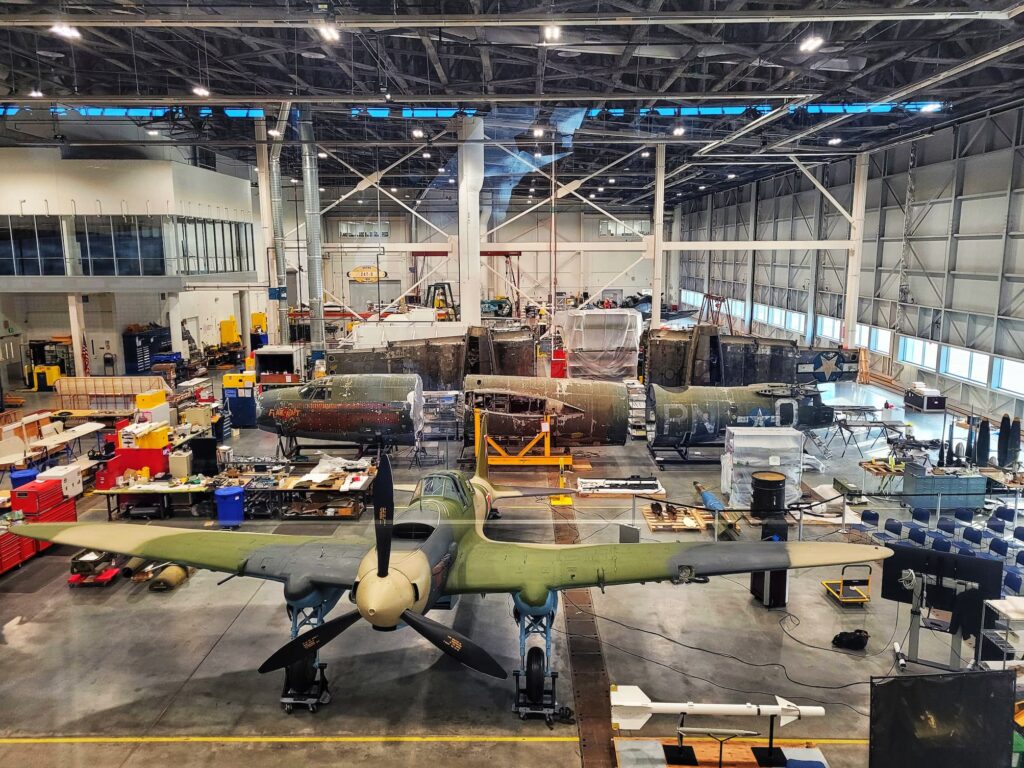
<box><xmin>722</xmin><ymin>426</ymin><xmax>804</xmax><ymax>507</ymax></box>
<box><xmin>561</xmin><ymin>309</ymin><xmax>642</xmax><ymax>380</ymax></box>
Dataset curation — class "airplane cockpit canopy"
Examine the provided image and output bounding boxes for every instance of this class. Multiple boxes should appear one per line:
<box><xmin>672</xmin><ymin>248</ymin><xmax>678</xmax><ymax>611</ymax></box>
<box><xmin>298</xmin><ymin>381</ymin><xmax>330</xmax><ymax>400</ymax></box>
<box><xmin>410</xmin><ymin>473</ymin><xmax>470</xmax><ymax>506</ymax></box>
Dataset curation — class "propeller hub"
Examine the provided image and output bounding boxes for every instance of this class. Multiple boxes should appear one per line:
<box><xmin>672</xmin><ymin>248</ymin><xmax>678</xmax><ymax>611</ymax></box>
<box><xmin>356</xmin><ymin>570</ymin><xmax>415</xmax><ymax>628</ymax></box>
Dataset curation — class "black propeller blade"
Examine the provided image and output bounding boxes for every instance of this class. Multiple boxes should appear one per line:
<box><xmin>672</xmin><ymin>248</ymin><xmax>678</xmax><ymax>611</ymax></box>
<box><xmin>401</xmin><ymin>609</ymin><xmax>508</xmax><ymax>680</ymax></box>
<box><xmin>373</xmin><ymin>452</ymin><xmax>395</xmax><ymax>577</ymax></box>
<box><xmin>258</xmin><ymin>610</ymin><xmax>362</xmax><ymax>673</ymax></box>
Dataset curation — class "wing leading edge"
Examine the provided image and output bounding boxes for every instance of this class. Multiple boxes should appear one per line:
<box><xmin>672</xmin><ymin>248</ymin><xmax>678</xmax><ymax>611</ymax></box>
<box><xmin>445</xmin><ymin>539</ymin><xmax>892</xmax><ymax>605</ymax></box>
<box><xmin>10</xmin><ymin>522</ymin><xmax>365</xmax><ymax>587</ymax></box>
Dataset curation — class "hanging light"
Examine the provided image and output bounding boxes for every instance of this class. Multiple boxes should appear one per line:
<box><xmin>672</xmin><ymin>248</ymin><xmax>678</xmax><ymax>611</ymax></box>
<box><xmin>799</xmin><ymin>35</ymin><xmax>824</xmax><ymax>53</ymax></box>
<box><xmin>698</xmin><ymin>185</ymin><xmax>707</xmax><ymax>191</ymax></box>
<box><xmin>827</xmin><ymin>137</ymin><xmax>843</xmax><ymax>146</ymax></box>
<box><xmin>390</xmin><ymin>187</ymin><xmax>398</xmax><ymax>193</ymax></box>
<box><xmin>317</xmin><ymin>151</ymin><xmax>328</xmax><ymax>159</ymax></box>
<box><xmin>532</xmin><ymin>127</ymin><xmax>544</xmax><ymax>138</ymax></box>
<box><xmin>411</xmin><ymin>128</ymin><xmax>425</xmax><ymax>139</ymax></box>
<box><xmin>28</xmin><ymin>88</ymin><xmax>43</xmax><ymax>98</ymax></box>
<box><xmin>541</xmin><ymin>25</ymin><xmax>562</xmax><ymax>43</ymax></box>
<box><xmin>726</xmin><ymin>173</ymin><xmax>736</xmax><ymax>180</ymax></box>
<box><xmin>318</xmin><ymin>24</ymin><xmax>341</xmax><ymax>42</ymax></box>
<box><xmin>640</xmin><ymin>151</ymin><xmax>650</xmax><ymax>158</ymax></box>
<box><xmin>671</xmin><ymin>126</ymin><xmax>685</xmax><ymax>136</ymax></box>
<box><xmin>267</xmin><ymin>129</ymin><xmax>282</xmax><ymax>137</ymax></box>
<box><xmin>192</xmin><ymin>85</ymin><xmax>211</xmax><ymax>97</ymax></box>
<box><xmin>318</xmin><ymin>187</ymin><xmax>326</xmax><ymax>193</ymax></box>
<box><xmin>146</xmin><ymin>129</ymin><xmax>159</xmax><ymax>136</ymax></box>
<box><xmin>422</xmin><ymin>151</ymin><xmax>431</xmax><ymax>159</ymax></box>
<box><xmin>50</xmin><ymin>23</ymin><xmax>81</xmax><ymax>39</ymax></box>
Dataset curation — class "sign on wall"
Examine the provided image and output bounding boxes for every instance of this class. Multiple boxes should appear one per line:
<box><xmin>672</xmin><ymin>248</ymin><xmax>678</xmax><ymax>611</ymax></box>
<box><xmin>348</xmin><ymin>265</ymin><xmax>388</xmax><ymax>283</ymax></box>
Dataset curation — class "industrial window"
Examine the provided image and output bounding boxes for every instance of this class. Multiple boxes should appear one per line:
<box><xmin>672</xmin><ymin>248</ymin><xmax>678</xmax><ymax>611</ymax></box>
<box><xmin>870</xmin><ymin>328</ymin><xmax>892</xmax><ymax>355</ymax></box>
<box><xmin>753</xmin><ymin>303</ymin><xmax>768</xmax><ymax>323</ymax></box>
<box><xmin>113</xmin><ymin>217</ymin><xmax>141</xmax><ymax>275</ymax></box>
<box><xmin>10</xmin><ymin>216</ymin><xmax>40</xmax><ymax>275</ymax></box>
<box><xmin>0</xmin><ymin>217</ymin><xmax>13</xmax><ymax>275</ymax></box>
<box><xmin>680</xmin><ymin>289</ymin><xmax>703</xmax><ymax>308</ymax></box>
<box><xmin>785</xmin><ymin>311</ymin><xmax>806</xmax><ymax>333</ymax></box>
<box><xmin>941</xmin><ymin>346</ymin><xmax>989</xmax><ymax>385</ymax></box>
<box><xmin>853</xmin><ymin>324</ymin><xmax>870</xmax><ymax>348</ymax></box>
<box><xmin>768</xmin><ymin>307</ymin><xmax>785</xmax><ymax>327</ymax></box>
<box><xmin>597</xmin><ymin>218</ymin><xmax>651</xmax><ymax>238</ymax></box>
<box><xmin>817</xmin><ymin>316</ymin><xmax>841</xmax><ymax>341</ymax></box>
<box><xmin>898</xmin><ymin>337</ymin><xmax>939</xmax><ymax>370</ymax></box>
<box><xmin>727</xmin><ymin>299</ymin><xmax>745</xmax><ymax>318</ymax></box>
<box><xmin>995</xmin><ymin>359</ymin><xmax>1024</xmax><ymax>396</ymax></box>
<box><xmin>36</xmin><ymin>217</ymin><xmax>64</xmax><ymax>275</ymax></box>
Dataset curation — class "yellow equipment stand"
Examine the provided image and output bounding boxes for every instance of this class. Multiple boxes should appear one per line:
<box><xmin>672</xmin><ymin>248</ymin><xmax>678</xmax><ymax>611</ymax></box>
<box><xmin>822</xmin><ymin>564</ymin><xmax>872</xmax><ymax>606</ymax></box>
<box><xmin>474</xmin><ymin>408</ymin><xmax>573</xmax><ymax>469</ymax></box>
<box><xmin>549</xmin><ymin>460</ymin><xmax>573</xmax><ymax>506</ymax></box>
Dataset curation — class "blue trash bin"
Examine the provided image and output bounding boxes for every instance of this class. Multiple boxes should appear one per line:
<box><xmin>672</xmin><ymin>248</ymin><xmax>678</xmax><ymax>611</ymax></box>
<box><xmin>11</xmin><ymin>468</ymin><xmax>38</xmax><ymax>488</ymax></box>
<box><xmin>215</xmin><ymin>486</ymin><xmax>244</xmax><ymax>527</ymax></box>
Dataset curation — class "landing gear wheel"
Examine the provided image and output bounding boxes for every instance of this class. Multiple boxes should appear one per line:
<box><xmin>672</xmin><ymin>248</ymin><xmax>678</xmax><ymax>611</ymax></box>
<box><xmin>282</xmin><ymin>703</ymin><xmax>294</xmax><ymax>714</ymax></box>
<box><xmin>525</xmin><ymin>646</ymin><xmax>545</xmax><ymax>704</ymax></box>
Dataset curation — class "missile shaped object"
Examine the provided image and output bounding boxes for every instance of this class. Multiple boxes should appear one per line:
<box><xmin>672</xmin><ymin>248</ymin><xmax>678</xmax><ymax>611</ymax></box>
<box><xmin>610</xmin><ymin>685</ymin><xmax>825</xmax><ymax>730</ymax></box>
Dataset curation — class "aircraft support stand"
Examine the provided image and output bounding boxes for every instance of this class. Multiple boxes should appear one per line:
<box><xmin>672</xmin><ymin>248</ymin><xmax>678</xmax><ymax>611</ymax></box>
<box><xmin>512</xmin><ymin>591</ymin><xmax>568</xmax><ymax>724</ymax></box>
<box><xmin>280</xmin><ymin>601</ymin><xmax>333</xmax><ymax>713</ymax></box>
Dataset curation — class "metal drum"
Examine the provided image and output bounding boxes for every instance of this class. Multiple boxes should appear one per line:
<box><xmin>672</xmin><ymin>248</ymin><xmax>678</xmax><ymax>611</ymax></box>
<box><xmin>750</xmin><ymin>470</ymin><xmax>787</xmax><ymax>519</ymax></box>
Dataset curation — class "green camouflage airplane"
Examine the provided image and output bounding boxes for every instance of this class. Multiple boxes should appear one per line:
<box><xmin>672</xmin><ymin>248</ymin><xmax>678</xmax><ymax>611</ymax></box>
<box><xmin>12</xmin><ymin>416</ymin><xmax>890</xmax><ymax>716</ymax></box>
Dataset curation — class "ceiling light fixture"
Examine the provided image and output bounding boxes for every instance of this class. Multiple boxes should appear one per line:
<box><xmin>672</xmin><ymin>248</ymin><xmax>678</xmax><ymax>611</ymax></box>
<box><xmin>317</xmin><ymin>151</ymin><xmax>328</xmax><ymax>158</ymax></box>
<box><xmin>358</xmin><ymin>199</ymin><xmax>365</xmax><ymax>204</ymax></box>
<box><xmin>533</xmin><ymin>151</ymin><xmax>542</xmax><ymax>159</ymax></box>
<box><xmin>799</xmin><ymin>35</ymin><xmax>824</xmax><ymax>53</ymax></box>
<box><xmin>192</xmin><ymin>85</ymin><xmax>210</xmax><ymax>97</ymax></box>
<box><xmin>672</xmin><ymin>126</ymin><xmax>685</xmax><ymax>136</ymax></box>
<box><xmin>318</xmin><ymin>187</ymin><xmax>325</xmax><ymax>193</ymax></box>
<box><xmin>422</xmin><ymin>151</ymin><xmax>431</xmax><ymax>159</ymax></box>
<box><xmin>827</xmin><ymin>137</ymin><xmax>843</xmax><ymax>146</ymax></box>
<box><xmin>640</xmin><ymin>151</ymin><xmax>650</xmax><ymax>158</ymax></box>
<box><xmin>608</xmin><ymin>178</ymin><xmax>615</xmax><ymax>184</ymax></box>
<box><xmin>698</xmin><ymin>185</ymin><xmax>707</xmax><ymax>191</ymax></box>
<box><xmin>390</xmin><ymin>187</ymin><xmax>398</xmax><ymax>193</ymax></box>
<box><xmin>290</xmin><ymin>178</ymin><xmax>299</xmax><ymax>184</ymax></box>
<box><xmin>726</xmin><ymin>173</ymin><xmax>736</xmax><ymax>179</ymax></box>
<box><xmin>411</xmin><ymin>128</ymin><xmax>425</xmax><ymax>139</ymax></box>
<box><xmin>28</xmin><ymin>88</ymin><xmax>44</xmax><ymax>98</ymax></box>
<box><xmin>542</xmin><ymin>25</ymin><xmax>562</xmax><ymax>43</ymax></box>
<box><xmin>920</xmin><ymin>102</ymin><xmax>943</xmax><ymax>113</ymax></box>
<box><xmin>675</xmin><ymin>192</ymin><xmax>681</xmax><ymax>197</ymax></box>
<box><xmin>448</xmin><ymin>177</ymin><xmax>455</xmax><ymax>184</ymax></box>
<box><xmin>267</xmin><ymin>128</ymin><xmax>281</xmax><ymax>137</ymax></box>
<box><xmin>529</xmin><ymin>187</ymin><xmax>536</xmax><ymax>193</ymax></box>
<box><xmin>598</xmin><ymin>186</ymin><xmax>605</xmax><ymax>192</ymax></box>
<box><xmin>50</xmin><ymin>23</ymin><xmax>81</xmax><ymax>39</ymax></box>
<box><xmin>589</xmin><ymin>193</ymin><xmax>595</xmax><ymax>199</ymax></box>
<box><xmin>146</xmin><ymin>129</ymin><xmax>159</xmax><ymax>136</ymax></box>
<box><xmin>532</xmin><ymin>127</ymin><xmax>544</xmax><ymax>138</ymax></box>
<box><xmin>318</xmin><ymin>24</ymin><xmax>341</xmax><ymax>42</ymax></box>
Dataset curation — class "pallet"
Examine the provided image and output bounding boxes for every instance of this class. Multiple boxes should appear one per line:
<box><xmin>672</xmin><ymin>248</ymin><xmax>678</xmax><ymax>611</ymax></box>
<box><xmin>641</xmin><ymin>503</ymin><xmax>706</xmax><ymax>532</ymax></box>
<box><xmin>3</xmin><ymin>394</ymin><xmax>25</xmax><ymax>407</ymax></box>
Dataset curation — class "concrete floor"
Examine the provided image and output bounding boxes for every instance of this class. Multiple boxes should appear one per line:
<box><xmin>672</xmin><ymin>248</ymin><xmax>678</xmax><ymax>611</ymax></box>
<box><xmin>0</xmin><ymin>384</ymin><xmax>956</xmax><ymax>767</ymax></box>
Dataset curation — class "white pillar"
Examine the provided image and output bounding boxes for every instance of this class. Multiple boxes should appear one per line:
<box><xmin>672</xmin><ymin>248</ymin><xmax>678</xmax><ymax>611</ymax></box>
<box><xmin>667</xmin><ymin>203</ymin><xmax>682</xmax><ymax>308</ymax></box>
<box><xmin>843</xmin><ymin>153</ymin><xmax>870</xmax><ymax>348</ymax></box>
<box><xmin>167</xmin><ymin>293</ymin><xmax>185</xmax><ymax>357</ymax></box>
<box><xmin>238</xmin><ymin>290</ymin><xmax>251</xmax><ymax>356</ymax></box>
<box><xmin>651</xmin><ymin>143</ymin><xmax>666</xmax><ymax>328</ymax></box>
<box><xmin>254</xmin><ymin>117</ymin><xmax>279</xmax><ymax>343</ymax></box>
<box><xmin>457</xmin><ymin>116</ymin><xmax>484</xmax><ymax>325</ymax></box>
<box><xmin>68</xmin><ymin>294</ymin><xmax>87</xmax><ymax>376</ymax></box>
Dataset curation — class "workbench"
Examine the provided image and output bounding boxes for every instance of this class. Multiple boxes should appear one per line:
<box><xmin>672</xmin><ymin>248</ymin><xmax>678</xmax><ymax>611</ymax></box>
<box><xmin>95</xmin><ymin>465</ymin><xmax>375</xmax><ymax>521</ymax></box>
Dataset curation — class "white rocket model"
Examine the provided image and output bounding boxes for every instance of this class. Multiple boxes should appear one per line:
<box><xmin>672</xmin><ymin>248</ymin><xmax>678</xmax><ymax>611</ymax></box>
<box><xmin>610</xmin><ymin>685</ymin><xmax>826</xmax><ymax>730</ymax></box>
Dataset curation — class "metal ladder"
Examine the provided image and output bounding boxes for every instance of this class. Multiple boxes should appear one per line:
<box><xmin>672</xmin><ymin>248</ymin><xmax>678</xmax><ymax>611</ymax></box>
<box><xmin>805</xmin><ymin>429</ymin><xmax>833</xmax><ymax>461</ymax></box>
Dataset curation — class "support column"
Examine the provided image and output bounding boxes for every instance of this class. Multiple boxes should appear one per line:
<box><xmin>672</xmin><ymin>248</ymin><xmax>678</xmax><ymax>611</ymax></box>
<box><xmin>805</xmin><ymin>168</ymin><xmax>825</xmax><ymax>346</ymax></box>
<box><xmin>254</xmin><ymin>117</ymin><xmax>279</xmax><ymax>344</ymax></box>
<box><xmin>704</xmin><ymin>195</ymin><xmax>714</xmax><ymax>295</ymax></box>
<box><xmin>651</xmin><ymin>143</ymin><xmax>666</xmax><ymax>328</ymax></box>
<box><xmin>668</xmin><ymin>203</ymin><xmax>682</xmax><ymax>309</ymax></box>
<box><xmin>743</xmin><ymin>182</ymin><xmax>758</xmax><ymax>332</ymax></box>
<box><xmin>238</xmin><ymin>290</ymin><xmax>251</xmax><ymax>356</ymax></box>
<box><xmin>298</xmin><ymin>105</ymin><xmax>326</xmax><ymax>359</ymax></box>
<box><xmin>457</xmin><ymin>116</ymin><xmax>484</xmax><ymax>326</ymax></box>
<box><xmin>68</xmin><ymin>294</ymin><xmax>87</xmax><ymax>376</ymax></box>
<box><xmin>843</xmin><ymin>153</ymin><xmax>870</xmax><ymax>349</ymax></box>
<box><xmin>167</xmin><ymin>293</ymin><xmax>185</xmax><ymax>358</ymax></box>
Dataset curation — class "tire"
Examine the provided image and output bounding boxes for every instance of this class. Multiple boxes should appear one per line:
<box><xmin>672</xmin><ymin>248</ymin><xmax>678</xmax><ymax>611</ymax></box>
<box><xmin>525</xmin><ymin>646</ymin><xmax>545</xmax><ymax>704</ymax></box>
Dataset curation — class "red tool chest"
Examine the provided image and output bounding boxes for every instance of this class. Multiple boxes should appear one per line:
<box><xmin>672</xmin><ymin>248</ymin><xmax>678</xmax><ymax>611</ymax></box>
<box><xmin>0</xmin><ymin>530</ymin><xmax>36</xmax><ymax>576</ymax></box>
<box><xmin>12</xmin><ymin>479</ymin><xmax>64</xmax><ymax>514</ymax></box>
<box><xmin>23</xmin><ymin>498</ymin><xmax>78</xmax><ymax>553</ymax></box>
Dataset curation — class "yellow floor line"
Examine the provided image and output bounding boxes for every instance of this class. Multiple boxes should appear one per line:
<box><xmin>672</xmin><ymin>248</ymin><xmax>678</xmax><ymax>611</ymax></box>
<box><xmin>0</xmin><ymin>735</ymin><xmax>867</xmax><ymax>746</ymax></box>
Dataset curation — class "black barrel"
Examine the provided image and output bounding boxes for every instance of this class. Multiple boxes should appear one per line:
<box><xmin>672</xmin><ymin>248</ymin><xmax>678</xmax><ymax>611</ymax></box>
<box><xmin>750</xmin><ymin>470</ymin><xmax>787</xmax><ymax>520</ymax></box>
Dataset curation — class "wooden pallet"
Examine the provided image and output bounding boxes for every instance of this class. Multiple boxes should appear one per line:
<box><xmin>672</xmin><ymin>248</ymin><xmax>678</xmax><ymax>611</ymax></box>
<box><xmin>642</xmin><ymin>503</ymin><xmax>706</xmax><ymax>532</ymax></box>
<box><xmin>3</xmin><ymin>394</ymin><xmax>25</xmax><ymax>407</ymax></box>
<box><xmin>614</xmin><ymin>738</ymin><xmax>829</xmax><ymax>767</ymax></box>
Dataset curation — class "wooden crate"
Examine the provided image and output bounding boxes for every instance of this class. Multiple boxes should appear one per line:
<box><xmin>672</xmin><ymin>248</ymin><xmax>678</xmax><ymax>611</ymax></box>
<box><xmin>642</xmin><ymin>503</ymin><xmax>706</xmax><ymax>532</ymax></box>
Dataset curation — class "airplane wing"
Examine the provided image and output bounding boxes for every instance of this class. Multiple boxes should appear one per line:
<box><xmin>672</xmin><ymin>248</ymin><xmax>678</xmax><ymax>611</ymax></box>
<box><xmin>10</xmin><ymin>522</ymin><xmax>366</xmax><ymax>587</ymax></box>
<box><xmin>444</xmin><ymin>539</ymin><xmax>891</xmax><ymax>603</ymax></box>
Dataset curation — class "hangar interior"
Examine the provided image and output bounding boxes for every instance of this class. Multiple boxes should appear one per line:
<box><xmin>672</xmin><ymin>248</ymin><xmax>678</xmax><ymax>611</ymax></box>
<box><xmin>1</xmin><ymin>4</ymin><xmax>1024</xmax><ymax>768</ymax></box>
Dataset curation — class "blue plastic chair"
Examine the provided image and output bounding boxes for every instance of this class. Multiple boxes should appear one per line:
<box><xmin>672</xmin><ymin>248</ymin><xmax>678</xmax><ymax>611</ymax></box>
<box><xmin>983</xmin><ymin>517</ymin><xmax>1007</xmax><ymax>540</ymax></box>
<box><xmin>931</xmin><ymin>537</ymin><xmax>952</xmax><ymax>553</ymax></box>
<box><xmin>874</xmin><ymin>518</ymin><xmax>903</xmax><ymax>544</ymax></box>
<box><xmin>957</xmin><ymin>546</ymin><xmax>976</xmax><ymax>557</ymax></box>
<box><xmin>851</xmin><ymin>510</ymin><xmax>879</xmax><ymax>534</ymax></box>
<box><xmin>963</xmin><ymin>527</ymin><xmax>984</xmax><ymax>549</ymax></box>
<box><xmin>906</xmin><ymin>508</ymin><xmax>932</xmax><ymax>532</ymax></box>
<box><xmin>1004</xmin><ymin>572</ymin><xmax>1022</xmax><ymax>597</ymax></box>
<box><xmin>926</xmin><ymin>517</ymin><xmax>956</xmax><ymax>542</ymax></box>
<box><xmin>994</xmin><ymin>506</ymin><xmax>1016</xmax><ymax>524</ymax></box>
<box><xmin>953</xmin><ymin>508</ymin><xmax>976</xmax><ymax>529</ymax></box>
<box><xmin>908</xmin><ymin>528</ymin><xmax>928</xmax><ymax>547</ymax></box>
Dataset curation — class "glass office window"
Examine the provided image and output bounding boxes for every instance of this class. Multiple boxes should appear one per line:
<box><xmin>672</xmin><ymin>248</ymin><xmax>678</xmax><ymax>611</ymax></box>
<box><xmin>86</xmin><ymin>216</ymin><xmax>116</xmax><ymax>275</ymax></box>
<box><xmin>0</xmin><ymin>217</ymin><xmax>14</xmax><ymax>275</ymax></box>
<box><xmin>138</xmin><ymin>216</ymin><xmax>164</xmax><ymax>275</ymax></box>
<box><xmin>36</xmin><ymin>217</ymin><xmax>64</xmax><ymax>275</ymax></box>
<box><xmin>10</xmin><ymin>216</ymin><xmax>39</xmax><ymax>275</ymax></box>
<box><xmin>113</xmin><ymin>217</ymin><xmax>140</xmax><ymax>275</ymax></box>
